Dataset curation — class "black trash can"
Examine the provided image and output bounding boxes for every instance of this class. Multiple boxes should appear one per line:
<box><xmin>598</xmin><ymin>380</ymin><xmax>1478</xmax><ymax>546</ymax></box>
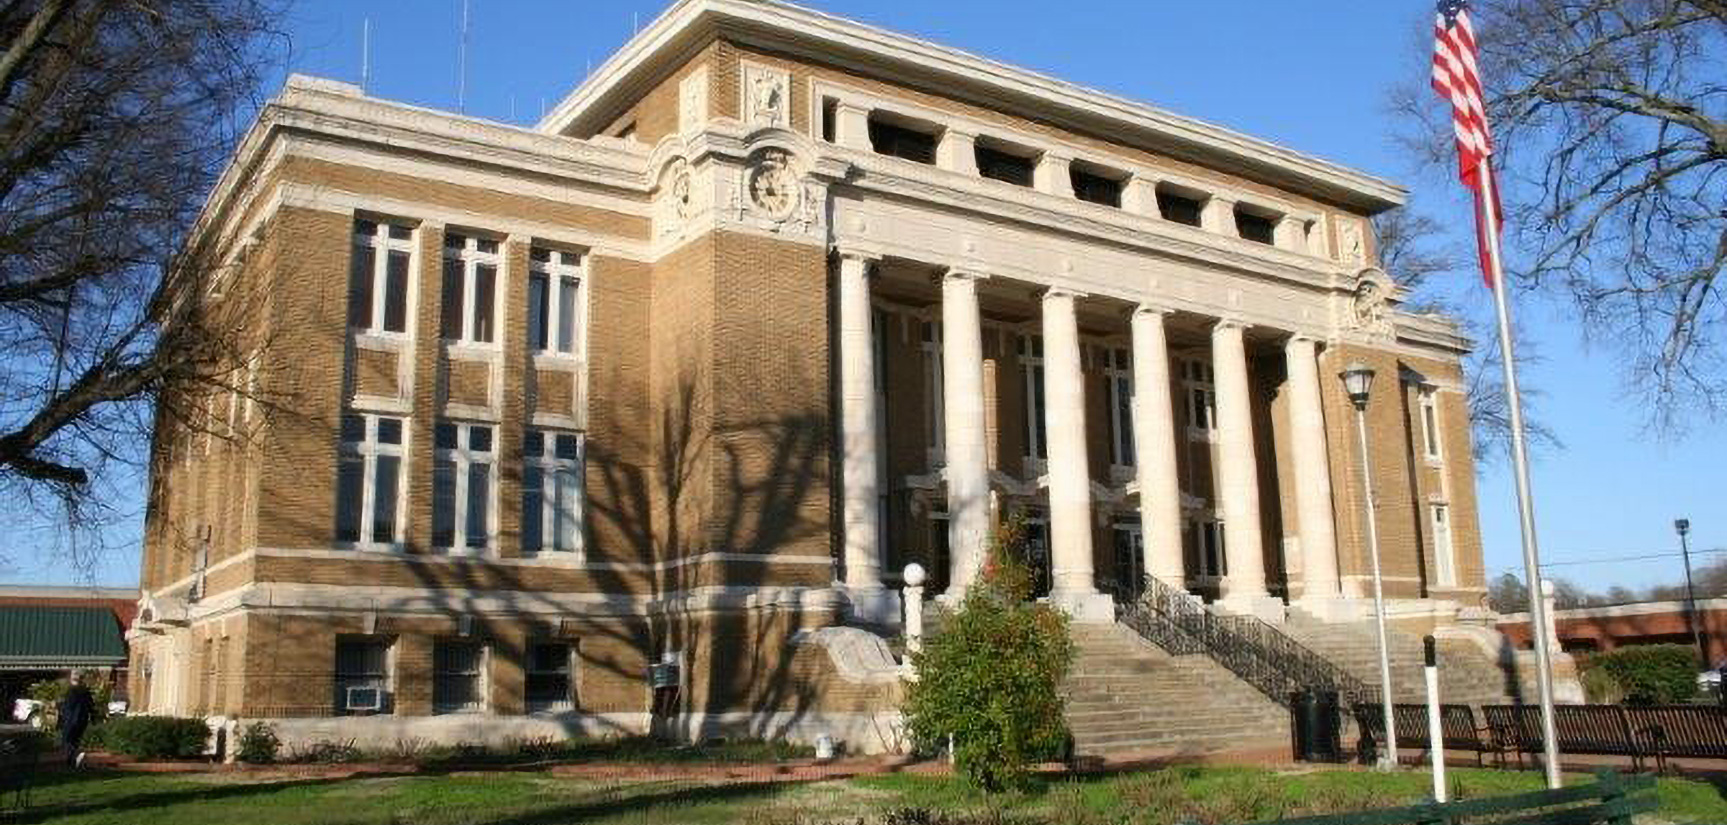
<box><xmin>1290</xmin><ymin>688</ymin><xmax>1342</xmax><ymax>762</ymax></box>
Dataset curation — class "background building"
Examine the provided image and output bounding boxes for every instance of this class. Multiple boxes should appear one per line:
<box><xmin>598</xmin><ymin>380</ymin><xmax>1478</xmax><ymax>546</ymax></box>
<box><xmin>130</xmin><ymin>0</ymin><xmax>1514</xmax><ymax>753</ymax></box>
<box><xmin>0</xmin><ymin>585</ymin><xmax>135</xmax><ymax>720</ymax></box>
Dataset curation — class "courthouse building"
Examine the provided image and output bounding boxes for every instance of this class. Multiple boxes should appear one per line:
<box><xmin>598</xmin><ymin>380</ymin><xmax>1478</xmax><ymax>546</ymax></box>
<box><xmin>130</xmin><ymin>0</ymin><xmax>1494</xmax><ymax>749</ymax></box>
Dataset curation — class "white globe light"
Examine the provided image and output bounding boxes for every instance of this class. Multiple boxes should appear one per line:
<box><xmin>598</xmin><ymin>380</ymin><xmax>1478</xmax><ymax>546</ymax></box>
<box><xmin>903</xmin><ymin>563</ymin><xmax>927</xmax><ymax>587</ymax></box>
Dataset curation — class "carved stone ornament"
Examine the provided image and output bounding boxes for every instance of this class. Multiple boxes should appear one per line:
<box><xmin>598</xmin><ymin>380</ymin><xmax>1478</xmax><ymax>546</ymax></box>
<box><xmin>655</xmin><ymin>158</ymin><xmax>694</xmax><ymax>240</ymax></box>
<box><xmin>742</xmin><ymin>64</ymin><xmax>789</xmax><ymax>129</ymax></box>
<box><xmin>747</xmin><ymin>148</ymin><xmax>801</xmax><ymax>220</ymax></box>
<box><xmin>671</xmin><ymin>167</ymin><xmax>693</xmax><ymax>222</ymax></box>
<box><xmin>1351</xmin><ymin>277</ymin><xmax>1394</xmax><ymax>339</ymax></box>
<box><xmin>678</xmin><ymin>67</ymin><xmax>709</xmax><ymax>135</ymax></box>
<box><xmin>1339</xmin><ymin>220</ymin><xmax>1366</xmax><ymax>265</ymax></box>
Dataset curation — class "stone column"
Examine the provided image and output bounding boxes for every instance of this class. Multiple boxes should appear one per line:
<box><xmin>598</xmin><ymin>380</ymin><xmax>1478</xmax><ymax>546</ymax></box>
<box><xmin>1035</xmin><ymin>153</ymin><xmax>1073</xmax><ymax>198</ymax></box>
<box><xmin>833</xmin><ymin>101</ymin><xmax>871</xmax><ymax>151</ymax></box>
<box><xmin>1212</xmin><ymin>319</ymin><xmax>1274</xmax><ymax>616</ymax></box>
<box><xmin>837</xmin><ymin>250</ymin><xmax>893</xmax><ymax>621</ymax></box>
<box><xmin>1042</xmin><ymin>289</ymin><xmax>1107</xmax><ymax>619</ymax></box>
<box><xmin>1131</xmin><ymin>305</ymin><xmax>1184</xmax><ymax>587</ymax></box>
<box><xmin>1286</xmin><ymin>334</ymin><xmax>1341</xmax><ymax>603</ymax></box>
<box><xmin>937</xmin><ymin>129</ymin><xmax>978</xmax><ymax>176</ymax></box>
<box><xmin>1201</xmin><ymin>196</ymin><xmax>1236</xmax><ymax>236</ymax></box>
<box><xmin>941</xmin><ymin>270</ymin><xmax>992</xmax><ymax>597</ymax></box>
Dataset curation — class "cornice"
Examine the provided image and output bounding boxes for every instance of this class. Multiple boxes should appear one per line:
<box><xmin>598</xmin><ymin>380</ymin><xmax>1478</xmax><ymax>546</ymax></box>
<box><xmin>540</xmin><ymin>0</ymin><xmax>1406</xmax><ymax>213</ymax></box>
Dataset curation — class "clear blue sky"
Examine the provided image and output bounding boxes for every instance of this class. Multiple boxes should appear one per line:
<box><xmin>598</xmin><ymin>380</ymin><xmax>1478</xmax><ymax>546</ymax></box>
<box><xmin>5</xmin><ymin>1</ymin><xmax>1720</xmax><ymax>593</ymax></box>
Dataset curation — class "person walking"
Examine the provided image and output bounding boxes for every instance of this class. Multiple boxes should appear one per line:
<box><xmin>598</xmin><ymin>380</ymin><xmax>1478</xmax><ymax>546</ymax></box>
<box><xmin>57</xmin><ymin>672</ymin><xmax>95</xmax><ymax>768</ymax></box>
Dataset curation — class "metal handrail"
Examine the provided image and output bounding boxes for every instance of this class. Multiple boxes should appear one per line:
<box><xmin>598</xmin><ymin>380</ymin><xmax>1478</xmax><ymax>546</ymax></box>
<box><xmin>1120</xmin><ymin>576</ymin><xmax>1373</xmax><ymax>709</ymax></box>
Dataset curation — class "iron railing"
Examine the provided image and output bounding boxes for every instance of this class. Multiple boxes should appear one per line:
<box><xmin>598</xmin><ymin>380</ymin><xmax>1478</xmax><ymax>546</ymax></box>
<box><xmin>1120</xmin><ymin>576</ymin><xmax>1372</xmax><ymax>709</ymax></box>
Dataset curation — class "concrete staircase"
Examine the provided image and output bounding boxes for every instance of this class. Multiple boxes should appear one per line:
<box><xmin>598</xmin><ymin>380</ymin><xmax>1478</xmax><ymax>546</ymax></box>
<box><xmin>1283</xmin><ymin>620</ymin><xmax>1522</xmax><ymax>707</ymax></box>
<box><xmin>1062</xmin><ymin>623</ymin><xmax>1292</xmax><ymax>758</ymax></box>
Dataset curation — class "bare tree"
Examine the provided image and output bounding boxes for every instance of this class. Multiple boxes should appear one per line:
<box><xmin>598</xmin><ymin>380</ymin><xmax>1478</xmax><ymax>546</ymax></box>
<box><xmin>0</xmin><ymin>0</ymin><xmax>280</xmax><ymax>569</ymax></box>
<box><xmin>1400</xmin><ymin>0</ymin><xmax>1727</xmax><ymax>429</ymax></box>
<box><xmin>1373</xmin><ymin>207</ymin><xmax>1559</xmax><ymax>460</ymax></box>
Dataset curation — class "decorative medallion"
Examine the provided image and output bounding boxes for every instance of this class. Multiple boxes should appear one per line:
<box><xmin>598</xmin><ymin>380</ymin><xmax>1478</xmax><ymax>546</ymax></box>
<box><xmin>742</xmin><ymin>63</ymin><xmax>790</xmax><ymax>129</ymax></box>
<box><xmin>1350</xmin><ymin>276</ymin><xmax>1394</xmax><ymax>339</ymax></box>
<box><xmin>747</xmin><ymin>148</ymin><xmax>801</xmax><ymax>220</ymax></box>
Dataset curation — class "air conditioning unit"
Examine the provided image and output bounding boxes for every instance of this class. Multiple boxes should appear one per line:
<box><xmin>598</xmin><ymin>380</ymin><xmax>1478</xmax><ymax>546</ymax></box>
<box><xmin>344</xmin><ymin>686</ymin><xmax>384</xmax><ymax>713</ymax></box>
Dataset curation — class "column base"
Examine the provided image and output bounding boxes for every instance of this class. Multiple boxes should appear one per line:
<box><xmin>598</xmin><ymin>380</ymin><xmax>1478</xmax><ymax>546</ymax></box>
<box><xmin>1290</xmin><ymin>595</ymin><xmax>1373</xmax><ymax>624</ymax></box>
<box><xmin>841</xmin><ymin>586</ymin><xmax>903</xmax><ymax>628</ymax></box>
<box><xmin>1047</xmin><ymin>589</ymin><xmax>1117</xmax><ymax>624</ymax></box>
<box><xmin>1212</xmin><ymin>593</ymin><xmax>1287</xmax><ymax>625</ymax></box>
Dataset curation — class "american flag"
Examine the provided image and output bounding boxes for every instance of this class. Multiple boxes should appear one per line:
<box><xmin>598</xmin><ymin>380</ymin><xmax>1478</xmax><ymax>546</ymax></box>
<box><xmin>1430</xmin><ymin>0</ymin><xmax>1501</xmax><ymax>287</ymax></box>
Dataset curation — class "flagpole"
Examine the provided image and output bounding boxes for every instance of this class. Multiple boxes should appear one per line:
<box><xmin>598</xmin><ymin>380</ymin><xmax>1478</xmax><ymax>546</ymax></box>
<box><xmin>1478</xmin><ymin>158</ymin><xmax>1563</xmax><ymax>789</ymax></box>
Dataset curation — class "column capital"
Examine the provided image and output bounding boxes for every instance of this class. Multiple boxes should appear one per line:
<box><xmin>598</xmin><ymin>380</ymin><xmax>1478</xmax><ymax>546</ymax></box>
<box><xmin>1041</xmin><ymin>285</ymin><xmax>1088</xmax><ymax>301</ymax></box>
<box><xmin>1132</xmin><ymin>302</ymin><xmax>1175</xmax><ymax>318</ymax></box>
<box><xmin>1284</xmin><ymin>330</ymin><xmax>1323</xmax><ymax>347</ymax></box>
<box><xmin>941</xmin><ymin>267</ymin><xmax>989</xmax><ymax>283</ymax></box>
<box><xmin>831</xmin><ymin>99</ymin><xmax>872</xmax><ymax>116</ymax></box>
<box><xmin>1211</xmin><ymin>315</ymin><xmax>1249</xmax><ymax>332</ymax></box>
<box><xmin>833</xmin><ymin>245</ymin><xmax>883</xmax><ymax>266</ymax></box>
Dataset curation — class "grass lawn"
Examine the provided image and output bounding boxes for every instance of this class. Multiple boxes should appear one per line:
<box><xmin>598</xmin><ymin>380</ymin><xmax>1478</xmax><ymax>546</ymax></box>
<box><xmin>7</xmin><ymin>765</ymin><xmax>1727</xmax><ymax>825</ymax></box>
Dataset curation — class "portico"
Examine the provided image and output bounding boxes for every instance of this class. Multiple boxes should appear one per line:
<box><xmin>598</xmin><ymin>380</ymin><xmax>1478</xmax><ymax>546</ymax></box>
<box><xmin>832</xmin><ymin>245</ymin><xmax>1349</xmax><ymax>624</ymax></box>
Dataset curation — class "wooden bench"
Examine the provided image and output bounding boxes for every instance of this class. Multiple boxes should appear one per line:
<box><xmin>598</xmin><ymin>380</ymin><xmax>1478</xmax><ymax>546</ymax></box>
<box><xmin>1482</xmin><ymin>705</ymin><xmax>1650</xmax><ymax>772</ymax></box>
<box><xmin>1252</xmin><ymin>769</ymin><xmax>1656</xmax><ymax>825</ymax></box>
<box><xmin>1354</xmin><ymin>703</ymin><xmax>1507</xmax><ymax>766</ymax></box>
<box><xmin>1623</xmin><ymin>705</ymin><xmax>1727</xmax><ymax>769</ymax></box>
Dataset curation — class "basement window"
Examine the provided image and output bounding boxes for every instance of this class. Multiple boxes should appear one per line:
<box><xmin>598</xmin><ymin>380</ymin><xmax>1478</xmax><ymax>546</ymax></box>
<box><xmin>975</xmin><ymin>142</ymin><xmax>1035</xmax><ymax>187</ymax></box>
<box><xmin>1235</xmin><ymin>207</ymin><xmax>1277</xmax><ymax>245</ymax></box>
<box><xmin>868</xmin><ymin>115</ymin><xmax>938</xmax><ymax>164</ymax></box>
<box><xmin>1156</xmin><ymin>188</ymin><xmax>1204</xmax><ymax>227</ymax></box>
<box><xmin>1070</xmin><ymin>163</ymin><xmax>1124</xmax><ymax>208</ymax></box>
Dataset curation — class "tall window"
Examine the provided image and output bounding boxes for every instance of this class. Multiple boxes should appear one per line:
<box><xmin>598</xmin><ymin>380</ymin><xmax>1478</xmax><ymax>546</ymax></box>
<box><xmin>522</xmin><ymin>429</ymin><xmax>584</xmax><ymax>555</ymax></box>
<box><xmin>525</xmin><ymin>642</ymin><xmax>575</xmax><ymax>713</ymax></box>
<box><xmin>1019</xmin><ymin>334</ymin><xmax>1047</xmax><ymax>461</ymax></box>
<box><xmin>920</xmin><ymin>321</ymin><xmax>945</xmax><ymax>461</ymax></box>
<box><xmin>441</xmin><ymin>233</ymin><xmax>500</xmax><ymax>344</ymax></box>
<box><xmin>1181</xmin><ymin>359</ymin><xmax>1216</xmax><ymax>435</ymax></box>
<box><xmin>335</xmin><ymin>413</ymin><xmax>405</xmax><ymax>548</ymax></box>
<box><xmin>1419</xmin><ymin>388</ymin><xmax>1443</xmax><ymax>462</ymax></box>
<box><xmin>433</xmin><ymin>641</ymin><xmax>485</xmax><ymax>714</ymax></box>
<box><xmin>1189</xmin><ymin>516</ymin><xmax>1226</xmax><ymax>580</ymax></box>
<box><xmin>348</xmin><ymin>219</ymin><xmax>413</xmax><ymax>334</ymax></box>
<box><xmin>433</xmin><ymin>422</ymin><xmax>494</xmax><ymax>552</ymax></box>
<box><xmin>334</xmin><ymin>637</ymin><xmax>392</xmax><ymax>714</ymax></box>
<box><xmin>1111</xmin><ymin>517</ymin><xmax>1145</xmax><ymax>602</ymax></box>
<box><xmin>1432</xmin><ymin>504</ymin><xmax>1456</xmax><ymax>587</ymax></box>
<box><xmin>1103</xmin><ymin>346</ymin><xmax>1135</xmax><ymax>466</ymax></box>
<box><xmin>528</xmin><ymin>247</ymin><xmax>584</xmax><ymax>355</ymax></box>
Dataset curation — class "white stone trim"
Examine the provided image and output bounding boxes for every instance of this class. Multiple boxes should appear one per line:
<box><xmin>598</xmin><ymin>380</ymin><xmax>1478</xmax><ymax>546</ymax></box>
<box><xmin>183</xmin><ymin>582</ymin><xmax>848</xmax><ymax>622</ymax></box>
<box><xmin>540</xmin><ymin>0</ymin><xmax>1403</xmax><ymax>213</ymax></box>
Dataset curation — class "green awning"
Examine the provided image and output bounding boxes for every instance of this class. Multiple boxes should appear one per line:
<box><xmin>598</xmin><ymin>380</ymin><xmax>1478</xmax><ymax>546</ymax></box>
<box><xmin>0</xmin><ymin>606</ymin><xmax>126</xmax><ymax>670</ymax></box>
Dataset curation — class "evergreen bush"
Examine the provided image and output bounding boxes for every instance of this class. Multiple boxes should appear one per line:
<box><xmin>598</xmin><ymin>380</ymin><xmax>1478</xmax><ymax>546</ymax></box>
<box><xmin>903</xmin><ymin>515</ymin><xmax>1074</xmax><ymax>791</ymax></box>
<box><xmin>236</xmin><ymin>721</ymin><xmax>281</xmax><ymax>764</ymax></box>
<box><xmin>90</xmin><ymin>716</ymin><xmax>210</xmax><ymax>760</ymax></box>
<box><xmin>1580</xmin><ymin>644</ymin><xmax>1699</xmax><ymax>705</ymax></box>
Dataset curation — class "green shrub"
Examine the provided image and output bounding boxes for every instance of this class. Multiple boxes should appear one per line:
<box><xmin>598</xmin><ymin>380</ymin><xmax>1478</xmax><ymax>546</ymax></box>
<box><xmin>90</xmin><ymin>716</ymin><xmax>210</xmax><ymax>760</ymax></box>
<box><xmin>236</xmin><ymin>721</ymin><xmax>281</xmax><ymax>764</ymax></box>
<box><xmin>1581</xmin><ymin>644</ymin><xmax>1699</xmax><ymax>705</ymax></box>
<box><xmin>903</xmin><ymin>515</ymin><xmax>1074</xmax><ymax>792</ymax></box>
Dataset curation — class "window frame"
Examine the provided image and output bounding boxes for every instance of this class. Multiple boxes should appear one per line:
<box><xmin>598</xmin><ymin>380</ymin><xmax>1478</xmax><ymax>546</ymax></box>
<box><xmin>528</xmin><ymin>246</ymin><xmax>587</xmax><ymax>358</ymax></box>
<box><xmin>432</xmin><ymin>421</ymin><xmax>496</xmax><ymax>554</ymax></box>
<box><xmin>1189</xmin><ymin>515</ymin><xmax>1227</xmax><ymax>582</ymax></box>
<box><xmin>1155</xmin><ymin>187</ymin><xmax>1205</xmax><ymax>227</ymax></box>
<box><xmin>974</xmin><ymin>141</ymin><xmax>1036</xmax><ymax>187</ymax></box>
<box><xmin>920</xmin><ymin>320</ymin><xmax>945</xmax><ymax>465</ymax></box>
<box><xmin>867</xmin><ymin>115</ymin><xmax>939</xmax><ymax>164</ymax></box>
<box><xmin>1019</xmin><ymin>333</ymin><xmax>1048</xmax><ymax>463</ymax></box>
<box><xmin>525</xmin><ymin>641</ymin><xmax>576</xmax><ymax>714</ymax></box>
<box><xmin>432</xmin><ymin>639</ymin><xmax>488</xmax><ymax>715</ymax></box>
<box><xmin>1234</xmin><ymin>206</ymin><xmax>1278</xmax><ymax>245</ymax></box>
<box><xmin>440</xmin><ymin>232</ymin><xmax>502</xmax><ymax>346</ymax></box>
<box><xmin>349</xmin><ymin>218</ymin><xmax>415</xmax><ymax>336</ymax></box>
<box><xmin>335</xmin><ymin>413</ymin><xmax>407</xmax><ymax>551</ymax></box>
<box><xmin>333</xmin><ymin>636</ymin><xmax>394</xmax><ymax>715</ymax></box>
<box><xmin>1431</xmin><ymin>503</ymin><xmax>1456</xmax><ymax>587</ymax></box>
<box><xmin>522</xmin><ymin>429</ymin><xmax>586</xmax><ymax>556</ymax></box>
<box><xmin>1419</xmin><ymin>388</ymin><xmax>1444</xmax><ymax>463</ymax></box>
<box><xmin>1103</xmin><ymin>346</ymin><xmax>1135</xmax><ymax>468</ymax></box>
<box><xmin>1070</xmin><ymin>162</ymin><xmax>1125</xmax><ymax>208</ymax></box>
<box><xmin>1181</xmin><ymin>358</ymin><xmax>1217</xmax><ymax>439</ymax></box>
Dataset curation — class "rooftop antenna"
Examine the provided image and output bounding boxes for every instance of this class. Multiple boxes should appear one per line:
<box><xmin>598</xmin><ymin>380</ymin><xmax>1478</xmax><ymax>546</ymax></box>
<box><xmin>360</xmin><ymin>17</ymin><xmax>371</xmax><ymax>92</ymax></box>
<box><xmin>456</xmin><ymin>0</ymin><xmax>470</xmax><ymax>113</ymax></box>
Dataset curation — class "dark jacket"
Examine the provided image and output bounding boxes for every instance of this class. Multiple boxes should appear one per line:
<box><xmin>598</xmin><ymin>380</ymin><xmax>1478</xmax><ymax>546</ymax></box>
<box><xmin>58</xmin><ymin>685</ymin><xmax>95</xmax><ymax>733</ymax></box>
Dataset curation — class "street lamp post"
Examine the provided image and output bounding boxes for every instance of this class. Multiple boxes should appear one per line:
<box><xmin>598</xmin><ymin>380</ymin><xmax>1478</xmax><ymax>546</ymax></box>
<box><xmin>1677</xmin><ymin>519</ymin><xmax>1706</xmax><ymax>665</ymax></box>
<box><xmin>1341</xmin><ymin>362</ymin><xmax>1398</xmax><ymax>771</ymax></box>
